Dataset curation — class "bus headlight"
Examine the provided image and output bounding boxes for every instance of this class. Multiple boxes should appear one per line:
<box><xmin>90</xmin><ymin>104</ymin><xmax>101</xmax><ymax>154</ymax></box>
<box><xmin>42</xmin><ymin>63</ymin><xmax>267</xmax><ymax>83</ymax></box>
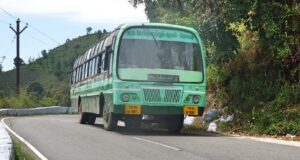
<box><xmin>192</xmin><ymin>95</ymin><xmax>200</xmax><ymax>104</ymax></box>
<box><xmin>121</xmin><ymin>93</ymin><xmax>130</xmax><ymax>102</ymax></box>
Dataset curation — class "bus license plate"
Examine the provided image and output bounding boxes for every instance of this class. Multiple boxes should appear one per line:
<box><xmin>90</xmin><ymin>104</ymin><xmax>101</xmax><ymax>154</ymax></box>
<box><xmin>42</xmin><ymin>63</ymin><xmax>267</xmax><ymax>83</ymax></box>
<box><xmin>183</xmin><ymin>106</ymin><xmax>198</xmax><ymax>116</ymax></box>
<box><xmin>125</xmin><ymin>105</ymin><xmax>141</xmax><ymax>115</ymax></box>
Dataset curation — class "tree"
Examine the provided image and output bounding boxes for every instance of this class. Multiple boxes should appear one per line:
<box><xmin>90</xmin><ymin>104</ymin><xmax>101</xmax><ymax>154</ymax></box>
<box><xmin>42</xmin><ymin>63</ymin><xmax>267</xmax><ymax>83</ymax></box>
<box><xmin>27</xmin><ymin>82</ymin><xmax>44</xmax><ymax>96</ymax></box>
<box><xmin>86</xmin><ymin>27</ymin><xmax>92</xmax><ymax>35</ymax></box>
<box><xmin>55</xmin><ymin>61</ymin><xmax>61</xmax><ymax>71</ymax></box>
<box><xmin>28</xmin><ymin>57</ymin><xmax>35</xmax><ymax>64</ymax></box>
<box><xmin>102</xmin><ymin>29</ymin><xmax>107</xmax><ymax>34</ymax></box>
<box><xmin>97</xmin><ymin>30</ymin><xmax>103</xmax><ymax>40</ymax></box>
<box><xmin>129</xmin><ymin>0</ymin><xmax>238</xmax><ymax>63</ymax></box>
<box><xmin>55</xmin><ymin>61</ymin><xmax>63</xmax><ymax>80</ymax></box>
<box><xmin>0</xmin><ymin>64</ymin><xmax>2</xmax><ymax>73</ymax></box>
<box><xmin>41</xmin><ymin>49</ymin><xmax>47</xmax><ymax>58</ymax></box>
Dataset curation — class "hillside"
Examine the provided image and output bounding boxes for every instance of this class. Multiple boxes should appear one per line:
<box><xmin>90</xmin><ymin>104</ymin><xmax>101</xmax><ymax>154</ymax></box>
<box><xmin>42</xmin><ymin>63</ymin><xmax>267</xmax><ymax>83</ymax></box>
<box><xmin>0</xmin><ymin>32</ymin><xmax>102</xmax><ymax>106</ymax></box>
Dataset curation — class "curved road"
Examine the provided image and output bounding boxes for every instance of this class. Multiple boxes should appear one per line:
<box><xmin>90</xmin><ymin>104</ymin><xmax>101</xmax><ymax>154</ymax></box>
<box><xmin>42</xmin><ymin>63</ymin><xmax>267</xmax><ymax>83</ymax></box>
<box><xmin>4</xmin><ymin>115</ymin><xmax>300</xmax><ymax>160</ymax></box>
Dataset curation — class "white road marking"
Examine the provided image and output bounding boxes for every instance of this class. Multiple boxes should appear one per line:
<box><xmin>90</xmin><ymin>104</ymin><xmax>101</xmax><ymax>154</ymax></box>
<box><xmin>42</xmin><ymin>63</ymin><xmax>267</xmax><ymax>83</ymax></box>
<box><xmin>1</xmin><ymin>118</ymin><xmax>48</xmax><ymax>160</ymax></box>
<box><xmin>133</xmin><ymin>137</ymin><xmax>182</xmax><ymax>151</ymax></box>
<box><xmin>231</xmin><ymin>135</ymin><xmax>300</xmax><ymax>148</ymax></box>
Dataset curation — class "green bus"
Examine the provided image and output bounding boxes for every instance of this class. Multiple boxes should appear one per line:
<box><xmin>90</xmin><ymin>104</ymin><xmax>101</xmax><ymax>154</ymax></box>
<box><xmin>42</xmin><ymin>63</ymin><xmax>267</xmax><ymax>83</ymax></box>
<box><xmin>70</xmin><ymin>23</ymin><xmax>206</xmax><ymax>132</ymax></box>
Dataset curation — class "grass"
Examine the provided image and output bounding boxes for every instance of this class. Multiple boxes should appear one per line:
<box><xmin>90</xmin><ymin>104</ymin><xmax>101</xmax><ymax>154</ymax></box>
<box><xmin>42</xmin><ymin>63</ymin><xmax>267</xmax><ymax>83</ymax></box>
<box><xmin>11</xmin><ymin>136</ymin><xmax>38</xmax><ymax>160</ymax></box>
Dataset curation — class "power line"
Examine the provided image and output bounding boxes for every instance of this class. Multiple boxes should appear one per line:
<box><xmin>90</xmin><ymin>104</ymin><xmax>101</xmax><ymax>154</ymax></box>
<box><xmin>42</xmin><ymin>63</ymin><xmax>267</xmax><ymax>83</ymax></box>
<box><xmin>24</xmin><ymin>23</ymin><xmax>61</xmax><ymax>45</ymax></box>
<box><xmin>0</xmin><ymin>20</ymin><xmax>9</xmax><ymax>24</ymax></box>
<box><xmin>24</xmin><ymin>32</ymin><xmax>52</xmax><ymax>47</ymax></box>
<box><xmin>0</xmin><ymin>6</ymin><xmax>61</xmax><ymax>46</ymax></box>
<box><xmin>2</xmin><ymin>36</ymin><xmax>16</xmax><ymax>56</ymax></box>
<box><xmin>0</xmin><ymin>7</ymin><xmax>18</xmax><ymax>20</ymax></box>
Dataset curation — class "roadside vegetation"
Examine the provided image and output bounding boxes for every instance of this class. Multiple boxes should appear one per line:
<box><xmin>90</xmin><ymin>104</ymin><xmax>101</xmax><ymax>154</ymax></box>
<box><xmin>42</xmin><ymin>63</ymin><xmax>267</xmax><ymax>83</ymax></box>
<box><xmin>12</xmin><ymin>139</ymin><xmax>36</xmax><ymax>160</ymax></box>
<box><xmin>0</xmin><ymin>29</ymin><xmax>107</xmax><ymax>108</ymax></box>
<box><xmin>129</xmin><ymin>0</ymin><xmax>300</xmax><ymax>136</ymax></box>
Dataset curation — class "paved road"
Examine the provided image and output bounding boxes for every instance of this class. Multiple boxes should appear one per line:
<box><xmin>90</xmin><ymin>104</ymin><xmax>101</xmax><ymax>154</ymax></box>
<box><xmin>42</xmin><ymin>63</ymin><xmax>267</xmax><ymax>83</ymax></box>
<box><xmin>4</xmin><ymin>115</ymin><xmax>300</xmax><ymax>160</ymax></box>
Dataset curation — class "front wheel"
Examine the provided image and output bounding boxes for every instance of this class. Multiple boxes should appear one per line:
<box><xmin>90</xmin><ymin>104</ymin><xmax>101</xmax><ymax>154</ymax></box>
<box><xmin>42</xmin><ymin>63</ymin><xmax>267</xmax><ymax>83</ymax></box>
<box><xmin>166</xmin><ymin>115</ymin><xmax>184</xmax><ymax>133</ymax></box>
<box><xmin>103</xmin><ymin>112</ymin><xmax>118</xmax><ymax>131</ymax></box>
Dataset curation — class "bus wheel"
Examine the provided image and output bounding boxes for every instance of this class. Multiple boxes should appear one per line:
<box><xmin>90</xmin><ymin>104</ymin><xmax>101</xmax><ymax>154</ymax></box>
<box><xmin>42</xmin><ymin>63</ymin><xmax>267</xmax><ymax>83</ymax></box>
<box><xmin>102</xmin><ymin>104</ymin><xmax>118</xmax><ymax>131</ymax></box>
<box><xmin>103</xmin><ymin>112</ymin><xmax>118</xmax><ymax>131</ymax></box>
<box><xmin>166</xmin><ymin>115</ymin><xmax>184</xmax><ymax>133</ymax></box>
<box><xmin>87</xmin><ymin>113</ymin><xmax>97</xmax><ymax>125</ymax></box>
<box><xmin>124</xmin><ymin>115</ymin><xmax>142</xmax><ymax>130</ymax></box>
<box><xmin>79</xmin><ymin>102</ymin><xmax>87</xmax><ymax>124</ymax></box>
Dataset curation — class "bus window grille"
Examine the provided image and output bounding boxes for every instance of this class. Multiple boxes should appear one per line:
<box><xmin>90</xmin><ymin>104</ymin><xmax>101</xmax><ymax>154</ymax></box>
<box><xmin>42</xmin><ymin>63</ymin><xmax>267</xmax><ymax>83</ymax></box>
<box><xmin>164</xmin><ymin>89</ymin><xmax>181</xmax><ymax>103</ymax></box>
<box><xmin>143</xmin><ymin>88</ymin><xmax>182</xmax><ymax>104</ymax></box>
<box><xmin>144</xmin><ymin>89</ymin><xmax>161</xmax><ymax>102</ymax></box>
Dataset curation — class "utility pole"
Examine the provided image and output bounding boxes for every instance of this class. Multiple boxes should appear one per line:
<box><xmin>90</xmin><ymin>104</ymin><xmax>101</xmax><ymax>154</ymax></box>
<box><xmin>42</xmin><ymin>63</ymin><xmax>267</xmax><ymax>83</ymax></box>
<box><xmin>10</xmin><ymin>18</ymin><xmax>27</xmax><ymax>94</ymax></box>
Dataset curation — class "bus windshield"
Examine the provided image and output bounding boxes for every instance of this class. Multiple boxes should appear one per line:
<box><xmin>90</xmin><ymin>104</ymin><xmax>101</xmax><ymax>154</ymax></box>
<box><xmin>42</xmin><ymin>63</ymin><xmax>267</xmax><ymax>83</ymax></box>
<box><xmin>117</xmin><ymin>27</ymin><xmax>203</xmax><ymax>83</ymax></box>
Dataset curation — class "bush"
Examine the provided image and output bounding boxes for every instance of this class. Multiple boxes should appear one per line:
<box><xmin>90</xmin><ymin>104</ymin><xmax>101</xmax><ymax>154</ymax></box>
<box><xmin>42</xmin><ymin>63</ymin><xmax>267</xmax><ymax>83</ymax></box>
<box><xmin>250</xmin><ymin>84</ymin><xmax>300</xmax><ymax>135</ymax></box>
<box><xmin>0</xmin><ymin>89</ymin><xmax>58</xmax><ymax>108</ymax></box>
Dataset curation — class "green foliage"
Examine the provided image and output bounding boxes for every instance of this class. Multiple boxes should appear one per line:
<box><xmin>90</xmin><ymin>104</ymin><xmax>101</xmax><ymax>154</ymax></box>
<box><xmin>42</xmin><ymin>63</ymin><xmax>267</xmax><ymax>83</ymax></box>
<box><xmin>131</xmin><ymin>0</ymin><xmax>300</xmax><ymax>135</ymax></box>
<box><xmin>86</xmin><ymin>26</ymin><xmax>92</xmax><ymax>35</ymax></box>
<box><xmin>0</xmin><ymin>89</ymin><xmax>57</xmax><ymax>108</ymax></box>
<box><xmin>41</xmin><ymin>49</ymin><xmax>47</xmax><ymax>58</ymax></box>
<box><xmin>251</xmin><ymin>84</ymin><xmax>300</xmax><ymax>135</ymax></box>
<box><xmin>97</xmin><ymin>30</ymin><xmax>103</xmax><ymax>40</ymax></box>
<box><xmin>13</xmin><ymin>139</ymin><xmax>35</xmax><ymax>160</ymax></box>
<box><xmin>27</xmin><ymin>82</ymin><xmax>44</xmax><ymax>97</ymax></box>
<box><xmin>0</xmin><ymin>32</ymin><xmax>100</xmax><ymax>107</ymax></box>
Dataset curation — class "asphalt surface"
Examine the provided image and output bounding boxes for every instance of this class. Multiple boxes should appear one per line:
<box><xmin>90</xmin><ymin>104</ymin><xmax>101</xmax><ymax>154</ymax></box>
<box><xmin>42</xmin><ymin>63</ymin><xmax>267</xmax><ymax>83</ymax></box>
<box><xmin>4</xmin><ymin>115</ymin><xmax>300</xmax><ymax>160</ymax></box>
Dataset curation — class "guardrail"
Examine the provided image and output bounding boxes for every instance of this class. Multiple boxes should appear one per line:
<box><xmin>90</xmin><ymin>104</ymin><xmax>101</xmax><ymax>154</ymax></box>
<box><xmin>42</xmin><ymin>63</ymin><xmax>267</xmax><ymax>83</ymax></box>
<box><xmin>0</xmin><ymin>106</ymin><xmax>76</xmax><ymax>160</ymax></box>
<box><xmin>0</xmin><ymin>106</ymin><xmax>75</xmax><ymax>116</ymax></box>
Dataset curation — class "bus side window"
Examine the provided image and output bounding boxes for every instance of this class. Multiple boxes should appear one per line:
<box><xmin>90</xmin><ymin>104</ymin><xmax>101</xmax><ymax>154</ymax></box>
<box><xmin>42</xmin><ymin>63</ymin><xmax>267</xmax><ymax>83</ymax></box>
<box><xmin>75</xmin><ymin>68</ymin><xmax>78</xmax><ymax>83</ymax></box>
<box><xmin>82</xmin><ymin>64</ymin><xmax>85</xmax><ymax>80</ymax></box>
<box><xmin>92</xmin><ymin>59</ymin><xmax>95</xmax><ymax>76</ymax></box>
<box><xmin>97</xmin><ymin>54</ymin><xmax>102</xmax><ymax>74</ymax></box>
<box><xmin>80</xmin><ymin>66</ymin><xmax>83</xmax><ymax>81</ymax></box>
<box><xmin>91</xmin><ymin>59</ymin><xmax>94</xmax><ymax>76</ymax></box>
<box><xmin>75</xmin><ymin>67</ymin><xmax>78</xmax><ymax>82</ymax></box>
<box><xmin>87</xmin><ymin>60</ymin><xmax>92</xmax><ymax>77</ymax></box>
<box><xmin>85</xmin><ymin>61</ymin><xmax>89</xmax><ymax>79</ymax></box>
<box><xmin>72</xmin><ymin>69</ymin><xmax>76</xmax><ymax>84</ymax></box>
<box><xmin>73</xmin><ymin>68</ymin><xmax>76</xmax><ymax>83</ymax></box>
<box><xmin>94</xmin><ymin>56</ymin><xmax>98</xmax><ymax>75</ymax></box>
<box><xmin>89</xmin><ymin>59</ymin><xmax>92</xmax><ymax>77</ymax></box>
<box><xmin>102</xmin><ymin>53</ymin><xmax>107</xmax><ymax>72</ymax></box>
<box><xmin>104</xmin><ymin>46</ymin><xmax>112</xmax><ymax>71</ymax></box>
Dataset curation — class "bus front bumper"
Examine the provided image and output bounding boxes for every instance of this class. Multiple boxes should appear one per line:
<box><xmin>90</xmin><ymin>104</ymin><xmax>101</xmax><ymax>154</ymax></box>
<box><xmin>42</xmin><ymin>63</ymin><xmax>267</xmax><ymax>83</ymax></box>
<box><xmin>113</xmin><ymin>105</ymin><xmax>204</xmax><ymax>116</ymax></box>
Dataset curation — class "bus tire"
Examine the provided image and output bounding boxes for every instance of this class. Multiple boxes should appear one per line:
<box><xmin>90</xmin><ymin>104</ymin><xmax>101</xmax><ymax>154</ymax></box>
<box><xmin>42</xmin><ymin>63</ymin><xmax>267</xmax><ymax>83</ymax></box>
<box><xmin>166</xmin><ymin>115</ymin><xmax>183</xmax><ymax>133</ymax></box>
<box><xmin>124</xmin><ymin>115</ymin><xmax>142</xmax><ymax>130</ymax></box>
<box><xmin>99</xmin><ymin>94</ymin><xmax>105</xmax><ymax>117</ymax></box>
<box><xmin>87</xmin><ymin>113</ymin><xmax>97</xmax><ymax>125</ymax></box>
<box><xmin>103</xmin><ymin>112</ymin><xmax>118</xmax><ymax>131</ymax></box>
<box><xmin>79</xmin><ymin>101</ymin><xmax>88</xmax><ymax>124</ymax></box>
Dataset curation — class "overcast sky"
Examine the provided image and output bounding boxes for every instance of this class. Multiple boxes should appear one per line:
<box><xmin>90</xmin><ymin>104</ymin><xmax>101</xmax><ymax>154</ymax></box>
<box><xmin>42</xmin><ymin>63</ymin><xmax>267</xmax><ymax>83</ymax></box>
<box><xmin>0</xmin><ymin>0</ymin><xmax>147</xmax><ymax>71</ymax></box>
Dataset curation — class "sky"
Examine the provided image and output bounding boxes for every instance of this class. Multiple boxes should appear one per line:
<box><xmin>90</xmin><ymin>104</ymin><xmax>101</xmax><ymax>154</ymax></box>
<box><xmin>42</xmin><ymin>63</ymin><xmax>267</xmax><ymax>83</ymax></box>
<box><xmin>0</xmin><ymin>0</ymin><xmax>147</xmax><ymax>71</ymax></box>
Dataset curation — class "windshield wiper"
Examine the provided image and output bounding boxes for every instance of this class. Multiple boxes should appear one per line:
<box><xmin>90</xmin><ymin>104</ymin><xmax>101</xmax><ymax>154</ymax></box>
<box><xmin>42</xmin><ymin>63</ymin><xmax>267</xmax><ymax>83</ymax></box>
<box><xmin>150</xmin><ymin>32</ymin><xmax>161</xmax><ymax>50</ymax></box>
<box><xmin>144</xmin><ymin>28</ymin><xmax>161</xmax><ymax>50</ymax></box>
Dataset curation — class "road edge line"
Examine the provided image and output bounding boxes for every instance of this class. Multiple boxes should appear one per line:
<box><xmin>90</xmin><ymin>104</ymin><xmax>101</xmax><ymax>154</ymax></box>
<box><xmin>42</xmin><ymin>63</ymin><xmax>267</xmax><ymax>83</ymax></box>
<box><xmin>1</xmin><ymin>118</ymin><xmax>48</xmax><ymax>160</ymax></box>
<box><xmin>231</xmin><ymin>135</ymin><xmax>300</xmax><ymax>147</ymax></box>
